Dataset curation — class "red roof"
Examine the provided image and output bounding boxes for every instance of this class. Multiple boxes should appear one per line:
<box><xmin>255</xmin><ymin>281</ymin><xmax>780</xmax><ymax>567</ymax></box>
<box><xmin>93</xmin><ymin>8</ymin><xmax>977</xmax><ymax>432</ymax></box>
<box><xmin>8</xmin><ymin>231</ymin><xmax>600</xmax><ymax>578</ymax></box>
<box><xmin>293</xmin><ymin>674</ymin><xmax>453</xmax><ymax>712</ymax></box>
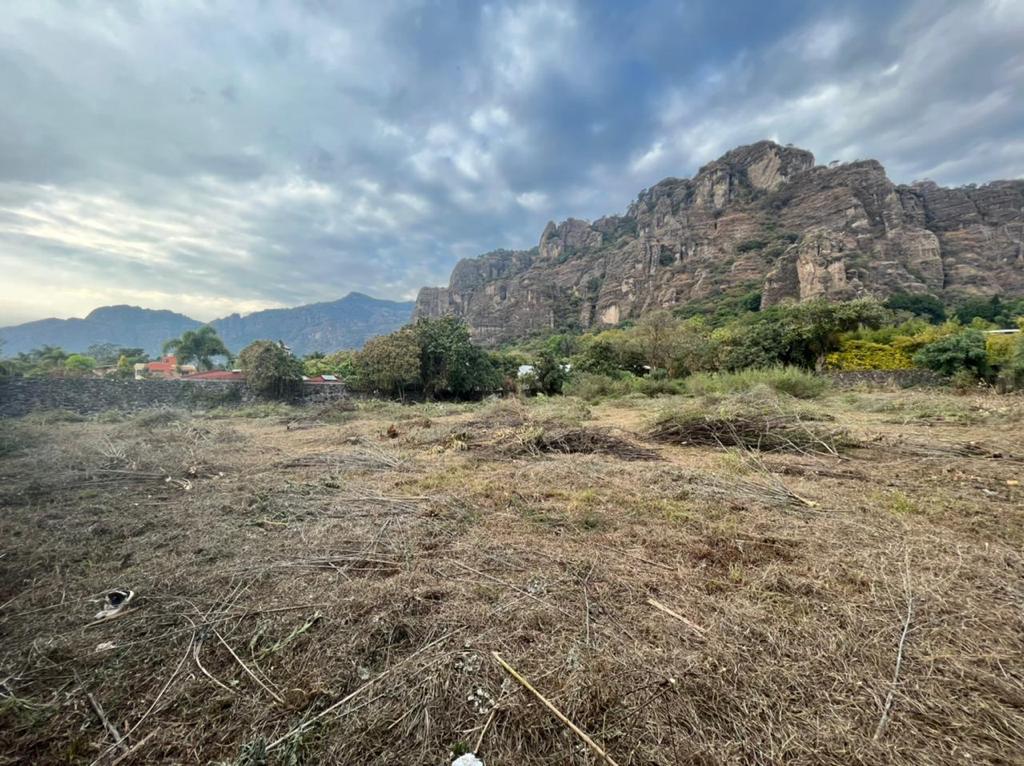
<box><xmin>186</xmin><ymin>370</ymin><xmax>245</xmax><ymax>381</ymax></box>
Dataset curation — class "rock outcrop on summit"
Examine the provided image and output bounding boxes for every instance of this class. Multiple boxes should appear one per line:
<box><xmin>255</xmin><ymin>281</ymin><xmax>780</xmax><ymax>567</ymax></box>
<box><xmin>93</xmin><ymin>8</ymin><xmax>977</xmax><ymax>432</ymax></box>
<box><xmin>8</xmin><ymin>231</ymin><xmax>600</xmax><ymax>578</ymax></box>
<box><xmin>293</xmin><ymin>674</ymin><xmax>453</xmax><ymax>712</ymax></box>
<box><xmin>415</xmin><ymin>141</ymin><xmax>1024</xmax><ymax>345</ymax></box>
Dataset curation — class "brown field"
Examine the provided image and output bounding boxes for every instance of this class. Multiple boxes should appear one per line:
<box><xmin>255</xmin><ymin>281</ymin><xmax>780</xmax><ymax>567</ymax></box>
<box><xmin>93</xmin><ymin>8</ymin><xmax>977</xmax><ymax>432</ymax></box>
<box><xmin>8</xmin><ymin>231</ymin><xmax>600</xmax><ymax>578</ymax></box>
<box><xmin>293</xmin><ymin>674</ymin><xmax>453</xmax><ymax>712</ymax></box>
<box><xmin>1</xmin><ymin>388</ymin><xmax>1023</xmax><ymax>765</ymax></box>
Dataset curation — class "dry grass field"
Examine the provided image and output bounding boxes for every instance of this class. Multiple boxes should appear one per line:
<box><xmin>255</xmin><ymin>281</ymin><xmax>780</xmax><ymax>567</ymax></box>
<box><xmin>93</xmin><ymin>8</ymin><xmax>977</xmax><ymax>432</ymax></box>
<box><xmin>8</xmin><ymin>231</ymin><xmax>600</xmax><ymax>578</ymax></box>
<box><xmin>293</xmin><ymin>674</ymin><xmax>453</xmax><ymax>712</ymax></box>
<box><xmin>1</xmin><ymin>387</ymin><xmax>1023</xmax><ymax>765</ymax></box>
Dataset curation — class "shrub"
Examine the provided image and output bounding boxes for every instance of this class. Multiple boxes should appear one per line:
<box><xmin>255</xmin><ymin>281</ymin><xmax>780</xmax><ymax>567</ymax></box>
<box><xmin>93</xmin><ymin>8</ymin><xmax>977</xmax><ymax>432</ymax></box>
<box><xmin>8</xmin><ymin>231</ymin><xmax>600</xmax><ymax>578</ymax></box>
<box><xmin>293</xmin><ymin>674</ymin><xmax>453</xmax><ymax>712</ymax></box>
<box><xmin>522</xmin><ymin>351</ymin><xmax>567</xmax><ymax>396</ymax></box>
<box><xmin>985</xmin><ymin>333</ymin><xmax>1018</xmax><ymax>368</ymax></box>
<box><xmin>633</xmin><ymin>375</ymin><xmax>687</xmax><ymax>397</ymax></box>
<box><xmin>885</xmin><ymin>293</ymin><xmax>946</xmax><ymax>323</ymax></box>
<box><xmin>716</xmin><ymin>298</ymin><xmax>886</xmax><ymax>370</ymax></box>
<box><xmin>303</xmin><ymin>351</ymin><xmax>358</xmax><ymax>382</ymax></box>
<box><xmin>563</xmin><ymin>373</ymin><xmax>636</xmax><ymax>402</ymax></box>
<box><xmin>571</xmin><ymin>330</ymin><xmax>646</xmax><ymax>376</ymax></box>
<box><xmin>684</xmin><ymin>367</ymin><xmax>827</xmax><ymax>399</ymax></box>
<box><xmin>913</xmin><ymin>330</ymin><xmax>989</xmax><ymax>377</ymax></box>
<box><xmin>355</xmin><ymin>329</ymin><xmax>422</xmax><ymax>398</ymax></box>
<box><xmin>238</xmin><ymin>340</ymin><xmax>304</xmax><ymax>400</ymax></box>
<box><xmin>824</xmin><ymin>340</ymin><xmax>914</xmax><ymax>371</ymax></box>
<box><xmin>64</xmin><ymin>354</ymin><xmax>97</xmax><ymax>376</ymax></box>
<box><xmin>736</xmin><ymin>238</ymin><xmax>769</xmax><ymax>253</ymax></box>
<box><xmin>949</xmin><ymin>369</ymin><xmax>981</xmax><ymax>393</ymax></box>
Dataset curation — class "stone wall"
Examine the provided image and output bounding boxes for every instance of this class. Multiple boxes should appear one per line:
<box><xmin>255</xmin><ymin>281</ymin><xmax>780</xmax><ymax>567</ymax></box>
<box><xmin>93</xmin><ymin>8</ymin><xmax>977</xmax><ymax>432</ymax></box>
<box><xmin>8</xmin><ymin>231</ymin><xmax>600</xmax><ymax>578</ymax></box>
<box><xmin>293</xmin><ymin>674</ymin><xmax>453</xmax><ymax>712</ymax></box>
<box><xmin>0</xmin><ymin>378</ymin><xmax>349</xmax><ymax>418</ymax></box>
<box><xmin>824</xmin><ymin>370</ymin><xmax>947</xmax><ymax>389</ymax></box>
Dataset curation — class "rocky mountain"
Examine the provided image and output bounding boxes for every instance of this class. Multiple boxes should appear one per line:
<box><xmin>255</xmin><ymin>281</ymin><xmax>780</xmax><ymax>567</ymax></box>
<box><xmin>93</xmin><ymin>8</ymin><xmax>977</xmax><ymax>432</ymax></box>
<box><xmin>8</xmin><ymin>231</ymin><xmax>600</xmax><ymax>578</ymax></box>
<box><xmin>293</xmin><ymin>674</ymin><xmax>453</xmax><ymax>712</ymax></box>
<box><xmin>415</xmin><ymin>141</ymin><xmax>1024</xmax><ymax>345</ymax></box>
<box><xmin>210</xmin><ymin>293</ymin><xmax>414</xmax><ymax>357</ymax></box>
<box><xmin>0</xmin><ymin>306</ymin><xmax>202</xmax><ymax>358</ymax></box>
<box><xmin>0</xmin><ymin>293</ymin><xmax>414</xmax><ymax>357</ymax></box>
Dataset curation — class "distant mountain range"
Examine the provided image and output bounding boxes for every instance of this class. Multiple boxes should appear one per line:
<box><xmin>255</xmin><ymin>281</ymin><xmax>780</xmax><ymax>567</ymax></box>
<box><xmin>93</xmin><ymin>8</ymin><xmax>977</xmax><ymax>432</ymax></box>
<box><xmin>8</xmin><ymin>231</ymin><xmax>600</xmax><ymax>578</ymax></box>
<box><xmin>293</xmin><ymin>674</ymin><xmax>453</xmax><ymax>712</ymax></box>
<box><xmin>0</xmin><ymin>293</ymin><xmax>415</xmax><ymax>357</ymax></box>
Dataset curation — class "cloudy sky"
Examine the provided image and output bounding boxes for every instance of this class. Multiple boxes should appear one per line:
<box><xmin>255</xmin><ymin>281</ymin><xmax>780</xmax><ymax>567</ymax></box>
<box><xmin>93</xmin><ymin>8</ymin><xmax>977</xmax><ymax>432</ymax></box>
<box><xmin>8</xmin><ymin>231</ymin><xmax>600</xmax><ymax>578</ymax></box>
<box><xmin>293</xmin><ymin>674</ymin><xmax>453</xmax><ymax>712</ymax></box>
<box><xmin>1</xmin><ymin>0</ymin><xmax>1022</xmax><ymax>325</ymax></box>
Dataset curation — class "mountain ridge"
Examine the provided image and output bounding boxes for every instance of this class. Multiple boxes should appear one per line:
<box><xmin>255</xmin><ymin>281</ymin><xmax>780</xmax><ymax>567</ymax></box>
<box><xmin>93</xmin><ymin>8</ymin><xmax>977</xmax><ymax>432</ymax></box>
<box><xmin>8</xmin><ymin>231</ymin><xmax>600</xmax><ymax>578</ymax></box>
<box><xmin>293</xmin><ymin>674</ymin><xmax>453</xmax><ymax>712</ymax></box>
<box><xmin>0</xmin><ymin>293</ymin><xmax>414</xmax><ymax>357</ymax></box>
<box><xmin>415</xmin><ymin>140</ymin><xmax>1024</xmax><ymax>345</ymax></box>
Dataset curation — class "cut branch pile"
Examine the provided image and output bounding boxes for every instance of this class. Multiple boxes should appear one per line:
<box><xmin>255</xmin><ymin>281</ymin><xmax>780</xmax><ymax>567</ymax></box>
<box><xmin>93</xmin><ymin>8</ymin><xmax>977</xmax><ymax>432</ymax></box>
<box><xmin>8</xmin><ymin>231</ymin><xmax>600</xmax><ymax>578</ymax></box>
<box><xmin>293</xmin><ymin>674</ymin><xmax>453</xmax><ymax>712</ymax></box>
<box><xmin>649</xmin><ymin>406</ymin><xmax>849</xmax><ymax>456</ymax></box>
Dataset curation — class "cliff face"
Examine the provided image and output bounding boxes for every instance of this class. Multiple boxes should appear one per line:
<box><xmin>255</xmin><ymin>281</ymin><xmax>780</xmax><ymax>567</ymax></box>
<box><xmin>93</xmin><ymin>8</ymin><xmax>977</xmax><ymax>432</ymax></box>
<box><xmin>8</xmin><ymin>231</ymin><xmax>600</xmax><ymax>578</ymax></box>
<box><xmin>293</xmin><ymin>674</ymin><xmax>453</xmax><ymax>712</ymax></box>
<box><xmin>415</xmin><ymin>141</ymin><xmax>1024</xmax><ymax>345</ymax></box>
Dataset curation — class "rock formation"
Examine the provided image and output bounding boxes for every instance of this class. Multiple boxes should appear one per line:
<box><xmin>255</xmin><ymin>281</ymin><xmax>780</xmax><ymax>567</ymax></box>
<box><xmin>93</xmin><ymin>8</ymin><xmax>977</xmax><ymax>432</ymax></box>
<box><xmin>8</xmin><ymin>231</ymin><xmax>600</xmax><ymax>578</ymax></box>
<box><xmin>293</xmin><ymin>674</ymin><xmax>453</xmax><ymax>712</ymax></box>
<box><xmin>415</xmin><ymin>141</ymin><xmax>1024</xmax><ymax>345</ymax></box>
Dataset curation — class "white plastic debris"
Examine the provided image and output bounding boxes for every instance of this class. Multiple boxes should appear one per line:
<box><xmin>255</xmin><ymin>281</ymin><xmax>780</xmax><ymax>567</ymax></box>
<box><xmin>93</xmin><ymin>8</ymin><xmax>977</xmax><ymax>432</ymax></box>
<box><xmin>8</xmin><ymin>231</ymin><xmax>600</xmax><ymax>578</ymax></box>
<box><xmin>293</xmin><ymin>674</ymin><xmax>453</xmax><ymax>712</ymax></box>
<box><xmin>451</xmin><ymin>755</ymin><xmax>484</xmax><ymax>766</ymax></box>
<box><xmin>93</xmin><ymin>588</ymin><xmax>135</xmax><ymax>621</ymax></box>
<box><xmin>94</xmin><ymin>641</ymin><xmax>117</xmax><ymax>652</ymax></box>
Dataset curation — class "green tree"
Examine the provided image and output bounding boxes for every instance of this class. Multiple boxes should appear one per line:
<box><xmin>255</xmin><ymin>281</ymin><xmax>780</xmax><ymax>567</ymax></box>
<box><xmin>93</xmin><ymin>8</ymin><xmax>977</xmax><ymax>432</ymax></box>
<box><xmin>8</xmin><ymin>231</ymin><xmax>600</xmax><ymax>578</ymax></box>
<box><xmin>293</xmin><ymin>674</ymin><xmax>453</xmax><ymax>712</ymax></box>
<box><xmin>885</xmin><ymin>293</ymin><xmax>946</xmax><ymax>323</ymax></box>
<box><xmin>64</xmin><ymin>354</ymin><xmax>97</xmax><ymax>377</ymax></box>
<box><xmin>913</xmin><ymin>329</ymin><xmax>989</xmax><ymax>378</ymax></box>
<box><xmin>718</xmin><ymin>299</ymin><xmax>886</xmax><ymax>370</ymax></box>
<box><xmin>163</xmin><ymin>326</ymin><xmax>232</xmax><ymax>370</ymax></box>
<box><xmin>571</xmin><ymin>329</ymin><xmax>645</xmax><ymax>376</ymax></box>
<box><xmin>413</xmin><ymin>317</ymin><xmax>500</xmax><ymax>399</ymax></box>
<box><xmin>238</xmin><ymin>340</ymin><xmax>304</xmax><ymax>399</ymax></box>
<box><xmin>670</xmin><ymin>318</ymin><xmax>720</xmax><ymax>375</ymax></box>
<box><xmin>527</xmin><ymin>351</ymin><xmax>567</xmax><ymax>395</ymax></box>
<box><xmin>355</xmin><ymin>329</ymin><xmax>422</xmax><ymax>398</ymax></box>
<box><xmin>634</xmin><ymin>310</ymin><xmax>681</xmax><ymax>372</ymax></box>
<box><xmin>116</xmin><ymin>355</ymin><xmax>134</xmax><ymax>379</ymax></box>
<box><xmin>303</xmin><ymin>350</ymin><xmax>358</xmax><ymax>381</ymax></box>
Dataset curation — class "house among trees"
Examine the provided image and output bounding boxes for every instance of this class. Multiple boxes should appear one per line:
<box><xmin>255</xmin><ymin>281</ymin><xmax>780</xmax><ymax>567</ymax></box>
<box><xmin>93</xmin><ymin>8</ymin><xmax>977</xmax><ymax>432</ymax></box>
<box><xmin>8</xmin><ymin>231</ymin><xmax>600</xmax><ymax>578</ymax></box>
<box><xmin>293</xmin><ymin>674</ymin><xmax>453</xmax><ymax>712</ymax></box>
<box><xmin>133</xmin><ymin>354</ymin><xmax>197</xmax><ymax>380</ymax></box>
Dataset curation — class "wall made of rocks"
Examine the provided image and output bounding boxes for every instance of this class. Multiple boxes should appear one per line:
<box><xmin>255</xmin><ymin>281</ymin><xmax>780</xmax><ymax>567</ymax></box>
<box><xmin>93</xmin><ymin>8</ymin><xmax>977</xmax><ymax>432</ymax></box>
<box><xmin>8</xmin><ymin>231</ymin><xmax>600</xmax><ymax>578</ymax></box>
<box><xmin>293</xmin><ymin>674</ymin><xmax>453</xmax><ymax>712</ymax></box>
<box><xmin>0</xmin><ymin>378</ymin><xmax>349</xmax><ymax>418</ymax></box>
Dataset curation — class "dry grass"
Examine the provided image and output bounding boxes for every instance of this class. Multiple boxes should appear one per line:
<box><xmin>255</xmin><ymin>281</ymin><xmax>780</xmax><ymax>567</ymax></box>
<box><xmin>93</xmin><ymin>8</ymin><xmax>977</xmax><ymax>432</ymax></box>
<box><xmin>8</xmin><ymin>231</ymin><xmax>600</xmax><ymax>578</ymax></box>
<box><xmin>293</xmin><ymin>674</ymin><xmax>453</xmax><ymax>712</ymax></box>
<box><xmin>1</xmin><ymin>390</ymin><xmax>1023</xmax><ymax>764</ymax></box>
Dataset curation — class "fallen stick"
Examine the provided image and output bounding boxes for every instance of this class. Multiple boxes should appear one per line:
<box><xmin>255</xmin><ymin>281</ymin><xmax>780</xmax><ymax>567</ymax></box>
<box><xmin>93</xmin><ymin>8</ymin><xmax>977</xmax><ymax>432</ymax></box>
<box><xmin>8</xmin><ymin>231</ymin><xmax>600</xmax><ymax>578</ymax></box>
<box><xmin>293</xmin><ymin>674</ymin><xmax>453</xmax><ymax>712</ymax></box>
<box><xmin>109</xmin><ymin>731</ymin><xmax>157</xmax><ymax>766</ymax></box>
<box><xmin>214</xmin><ymin>628</ymin><xmax>284</xmax><ymax>704</ymax></box>
<box><xmin>266</xmin><ymin>629</ymin><xmax>456</xmax><ymax>751</ymax></box>
<box><xmin>492</xmin><ymin>652</ymin><xmax>621</xmax><ymax>766</ymax></box>
<box><xmin>874</xmin><ymin>591</ymin><xmax>914</xmax><ymax>741</ymax></box>
<box><xmin>474</xmin><ymin>706</ymin><xmax>498</xmax><ymax>754</ymax></box>
<box><xmin>647</xmin><ymin>598</ymin><xmax>707</xmax><ymax>637</ymax></box>
<box><xmin>86</xmin><ymin>692</ymin><xmax>128</xmax><ymax>754</ymax></box>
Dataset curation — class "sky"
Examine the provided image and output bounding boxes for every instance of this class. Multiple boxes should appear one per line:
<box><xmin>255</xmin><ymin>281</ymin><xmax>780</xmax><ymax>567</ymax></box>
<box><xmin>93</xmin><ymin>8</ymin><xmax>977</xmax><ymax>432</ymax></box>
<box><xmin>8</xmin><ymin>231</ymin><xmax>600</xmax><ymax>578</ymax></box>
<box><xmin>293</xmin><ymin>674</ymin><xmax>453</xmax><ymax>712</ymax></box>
<box><xmin>1</xmin><ymin>0</ymin><xmax>1022</xmax><ymax>325</ymax></box>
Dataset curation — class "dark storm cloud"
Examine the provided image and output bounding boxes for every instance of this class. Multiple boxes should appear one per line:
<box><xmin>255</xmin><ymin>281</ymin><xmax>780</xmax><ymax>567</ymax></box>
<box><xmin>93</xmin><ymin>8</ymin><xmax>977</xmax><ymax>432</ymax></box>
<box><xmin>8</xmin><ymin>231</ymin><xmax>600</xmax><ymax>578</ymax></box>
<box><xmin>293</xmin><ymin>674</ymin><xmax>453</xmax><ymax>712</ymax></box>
<box><xmin>0</xmin><ymin>0</ymin><xmax>1021</xmax><ymax>324</ymax></box>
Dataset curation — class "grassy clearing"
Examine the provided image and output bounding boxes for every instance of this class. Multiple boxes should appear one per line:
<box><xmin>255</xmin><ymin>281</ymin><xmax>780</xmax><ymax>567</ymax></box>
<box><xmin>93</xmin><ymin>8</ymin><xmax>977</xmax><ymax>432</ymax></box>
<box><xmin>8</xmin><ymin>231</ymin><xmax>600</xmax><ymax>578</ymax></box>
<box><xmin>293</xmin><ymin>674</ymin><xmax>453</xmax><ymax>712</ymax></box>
<box><xmin>685</xmin><ymin>366</ymin><xmax>828</xmax><ymax>399</ymax></box>
<box><xmin>1</xmin><ymin>387</ymin><xmax>1022</xmax><ymax>764</ymax></box>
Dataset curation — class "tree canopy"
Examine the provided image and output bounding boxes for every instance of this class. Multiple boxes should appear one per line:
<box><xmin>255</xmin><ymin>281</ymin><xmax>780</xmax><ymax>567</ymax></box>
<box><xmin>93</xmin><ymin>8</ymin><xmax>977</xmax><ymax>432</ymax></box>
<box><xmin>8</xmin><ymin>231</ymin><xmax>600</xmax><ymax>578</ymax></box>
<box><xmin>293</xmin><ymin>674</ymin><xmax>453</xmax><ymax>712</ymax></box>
<box><xmin>163</xmin><ymin>326</ymin><xmax>232</xmax><ymax>370</ymax></box>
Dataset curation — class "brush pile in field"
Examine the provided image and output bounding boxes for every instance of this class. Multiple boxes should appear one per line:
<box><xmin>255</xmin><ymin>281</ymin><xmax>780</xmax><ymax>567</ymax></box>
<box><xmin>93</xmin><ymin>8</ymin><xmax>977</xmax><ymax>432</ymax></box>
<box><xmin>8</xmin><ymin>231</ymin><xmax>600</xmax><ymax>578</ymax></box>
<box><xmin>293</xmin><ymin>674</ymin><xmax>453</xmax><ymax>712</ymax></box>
<box><xmin>427</xmin><ymin>400</ymin><xmax>657</xmax><ymax>460</ymax></box>
<box><xmin>497</xmin><ymin>424</ymin><xmax>660</xmax><ymax>460</ymax></box>
<box><xmin>649</xmin><ymin>398</ymin><xmax>849</xmax><ymax>455</ymax></box>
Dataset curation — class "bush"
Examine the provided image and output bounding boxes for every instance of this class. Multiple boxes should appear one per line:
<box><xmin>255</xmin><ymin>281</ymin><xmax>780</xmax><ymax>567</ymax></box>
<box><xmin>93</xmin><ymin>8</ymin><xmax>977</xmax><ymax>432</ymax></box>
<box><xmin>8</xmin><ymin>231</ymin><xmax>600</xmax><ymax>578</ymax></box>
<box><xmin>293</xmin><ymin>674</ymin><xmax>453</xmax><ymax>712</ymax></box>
<box><xmin>685</xmin><ymin>367</ymin><xmax>827</xmax><ymax>399</ymax></box>
<box><xmin>736</xmin><ymin>238</ymin><xmax>769</xmax><ymax>253</ymax></box>
<box><xmin>885</xmin><ymin>293</ymin><xmax>946</xmax><ymax>323</ymax></box>
<box><xmin>572</xmin><ymin>330</ymin><xmax>645</xmax><ymax>376</ymax></box>
<box><xmin>913</xmin><ymin>330</ymin><xmax>989</xmax><ymax>377</ymax></box>
<box><xmin>716</xmin><ymin>298</ymin><xmax>886</xmax><ymax>370</ymax></box>
<box><xmin>633</xmin><ymin>374</ymin><xmax>687</xmax><ymax>397</ymax></box>
<box><xmin>950</xmin><ymin>369</ymin><xmax>981</xmax><ymax>393</ymax></box>
<box><xmin>563</xmin><ymin>373</ymin><xmax>637</xmax><ymax>402</ymax></box>
<box><xmin>355</xmin><ymin>329</ymin><xmax>422</xmax><ymax>398</ymax></box>
<box><xmin>64</xmin><ymin>354</ymin><xmax>97</xmax><ymax>377</ymax></box>
<box><xmin>522</xmin><ymin>352</ymin><xmax>567</xmax><ymax>396</ymax></box>
<box><xmin>238</xmin><ymin>340</ymin><xmax>304</xmax><ymax>400</ymax></box>
<box><xmin>824</xmin><ymin>340</ymin><xmax>914</xmax><ymax>371</ymax></box>
<box><xmin>303</xmin><ymin>351</ymin><xmax>358</xmax><ymax>383</ymax></box>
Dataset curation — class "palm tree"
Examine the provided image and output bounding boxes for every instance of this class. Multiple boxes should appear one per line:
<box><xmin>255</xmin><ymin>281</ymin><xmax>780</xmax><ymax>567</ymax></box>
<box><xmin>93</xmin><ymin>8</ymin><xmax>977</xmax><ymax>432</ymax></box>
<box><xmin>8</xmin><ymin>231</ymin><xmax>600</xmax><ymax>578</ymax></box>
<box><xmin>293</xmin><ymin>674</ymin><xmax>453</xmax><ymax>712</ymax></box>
<box><xmin>162</xmin><ymin>326</ymin><xmax>232</xmax><ymax>371</ymax></box>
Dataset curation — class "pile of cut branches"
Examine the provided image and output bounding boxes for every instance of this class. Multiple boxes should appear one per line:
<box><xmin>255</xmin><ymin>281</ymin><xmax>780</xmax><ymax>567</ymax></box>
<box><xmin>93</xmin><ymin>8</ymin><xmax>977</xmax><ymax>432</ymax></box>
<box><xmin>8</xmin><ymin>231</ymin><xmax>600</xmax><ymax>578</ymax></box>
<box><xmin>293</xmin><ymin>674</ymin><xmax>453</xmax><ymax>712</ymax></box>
<box><xmin>500</xmin><ymin>425</ymin><xmax>660</xmax><ymax>461</ymax></box>
<box><xmin>649</xmin><ymin>403</ymin><xmax>849</xmax><ymax>456</ymax></box>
